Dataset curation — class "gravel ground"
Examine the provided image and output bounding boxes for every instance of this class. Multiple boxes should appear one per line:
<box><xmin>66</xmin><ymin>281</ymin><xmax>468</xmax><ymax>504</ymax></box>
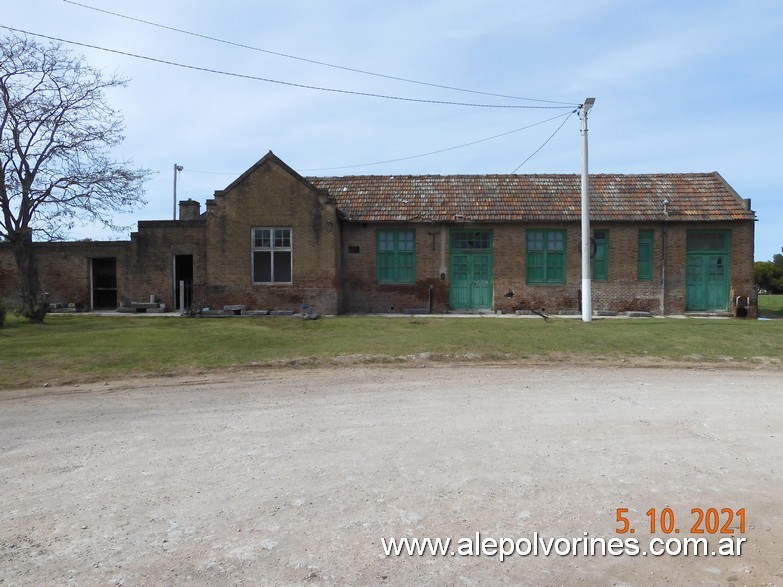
<box><xmin>1</xmin><ymin>365</ymin><xmax>781</xmax><ymax>586</ymax></box>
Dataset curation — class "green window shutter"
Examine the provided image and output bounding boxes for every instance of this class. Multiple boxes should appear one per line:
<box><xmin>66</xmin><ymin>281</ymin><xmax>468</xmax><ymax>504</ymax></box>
<box><xmin>546</xmin><ymin>250</ymin><xmax>565</xmax><ymax>283</ymax></box>
<box><xmin>377</xmin><ymin>251</ymin><xmax>396</xmax><ymax>282</ymax></box>
<box><xmin>526</xmin><ymin>230</ymin><xmax>544</xmax><ymax>283</ymax></box>
<box><xmin>527</xmin><ymin>251</ymin><xmax>545</xmax><ymax>283</ymax></box>
<box><xmin>377</xmin><ymin>229</ymin><xmax>416</xmax><ymax>284</ymax></box>
<box><xmin>593</xmin><ymin>230</ymin><xmax>608</xmax><ymax>281</ymax></box>
<box><xmin>547</xmin><ymin>229</ymin><xmax>566</xmax><ymax>284</ymax></box>
<box><xmin>397</xmin><ymin>251</ymin><xmax>415</xmax><ymax>283</ymax></box>
<box><xmin>527</xmin><ymin>229</ymin><xmax>566</xmax><ymax>284</ymax></box>
<box><xmin>638</xmin><ymin>229</ymin><xmax>653</xmax><ymax>281</ymax></box>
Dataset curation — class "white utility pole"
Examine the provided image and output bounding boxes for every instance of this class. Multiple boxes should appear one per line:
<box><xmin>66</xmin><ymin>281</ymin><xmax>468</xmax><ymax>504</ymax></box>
<box><xmin>580</xmin><ymin>98</ymin><xmax>595</xmax><ymax>323</ymax></box>
<box><xmin>173</xmin><ymin>164</ymin><xmax>183</xmax><ymax>220</ymax></box>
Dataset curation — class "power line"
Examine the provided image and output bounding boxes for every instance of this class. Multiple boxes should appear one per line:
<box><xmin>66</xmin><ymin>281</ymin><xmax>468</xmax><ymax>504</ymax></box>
<box><xmin>2</xmin><ymin>25</ymin><xmax>573</xmax><ymax>110</ymax></box>
<box><xmin>300</xmin><ymin>112</ymin><xmax>576</xmax><ymax>172</ymax></box>
<box><xmin>62</xmin><ymin>0</ymin><xmax>577</xmax><ymax>108</ymax></box>
<box><xmin>173</xmin><ymin>113</ymin><xmax>576</xmax><ymax>176</ymax></box>
<box><xmin>182</xmin><ymin>169</ymin><xmax>238</xmax><ymax>176</ymax></box>
<box><xmin>511</xmin><ymin>109</ymin><xmax>577</xmax><ymax>173</ymax></box>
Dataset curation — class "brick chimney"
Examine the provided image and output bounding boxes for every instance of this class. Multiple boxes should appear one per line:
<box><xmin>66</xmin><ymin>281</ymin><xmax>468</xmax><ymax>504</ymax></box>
<box><xmin>179</xmin><ymin>199</ymin><xmax>201</xmax><ymax>220</ymax></box>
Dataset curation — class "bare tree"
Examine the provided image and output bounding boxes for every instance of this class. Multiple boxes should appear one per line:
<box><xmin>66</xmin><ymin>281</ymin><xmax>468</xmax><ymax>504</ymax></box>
<box><xmin>0</xmin><ymin>30</ymin><xmax>150</xmax><ymax>322</ymax></box>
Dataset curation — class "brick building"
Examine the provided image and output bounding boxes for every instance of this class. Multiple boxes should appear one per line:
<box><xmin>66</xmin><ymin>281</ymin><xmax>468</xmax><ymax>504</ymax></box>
<box><xmin>0</xmin><ymin>151</ymin><xmax>757</xmax><ymax>316</ymax></box>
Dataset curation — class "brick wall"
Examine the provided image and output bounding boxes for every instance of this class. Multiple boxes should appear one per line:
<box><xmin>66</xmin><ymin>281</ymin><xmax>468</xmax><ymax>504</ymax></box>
<box><xmin>340</xmin><ymin>223</ymin><xmax>449</xmax><ymax>313</ymax></box>
<box><xmin>339</xmin><ymin>220</ymin><xmax>756</xmax><ymax>315</ymax></box>
<box><xmin>0</xmin><ymin>223</ymin><xmax>206</xmax><ymax>311</ymax></box>
<box><xmin>661</xmin><ymin>220</ymin><xmax>755</xmax><ymax>314</ymax></box>
<box><xmin>0</xmin><ymin>241</ymin><xmax>129</xmax><ymax>309</ymax></box>
<box><xmin>123</xmin><ymin>220</ymin><xmax>206</xmax><ymax>308</ymax></box>
<box><xmin>203</xmin><ymin>155</ymin><xmax>341</xmax><ymax>314</ymax></box>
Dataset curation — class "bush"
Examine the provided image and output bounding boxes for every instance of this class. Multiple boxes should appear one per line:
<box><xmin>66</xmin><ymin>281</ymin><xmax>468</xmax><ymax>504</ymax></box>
<box><xmin>0</xmin><ymin>298</ymin><xmax>6</xmax><ymax>327</ymax></box>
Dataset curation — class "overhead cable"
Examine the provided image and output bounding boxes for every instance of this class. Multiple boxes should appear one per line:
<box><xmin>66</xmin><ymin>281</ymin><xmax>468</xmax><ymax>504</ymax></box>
<box><xmin>511</xmin><ymin>109</ymin><xmax>577</xmax><ymax>173</ymax></box>
<box><xmin>300</xmin><ymin>112</ymin><xmax>575</xmax><ymax>172</ymax></box>
<box><xmin>62</xmin><ymin>0</ymin><xmax>577</xmax><ymax>107</ymax></box>
<box><xmin>2</xmin><ymin>26</ymin><xmax>573</xmax><ymax>110</ymax></box>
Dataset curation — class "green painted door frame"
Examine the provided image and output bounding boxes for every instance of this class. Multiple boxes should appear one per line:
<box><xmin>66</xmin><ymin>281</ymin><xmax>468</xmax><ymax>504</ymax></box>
<box><xmin>449</xmin><ymin>230</ymin><xmax>493</xmax><ymax>310</ymax></box>
<box><xmin>685</xmin><ymin>231</ymin><xmax>730</xmax><ymax>311</ymax></box>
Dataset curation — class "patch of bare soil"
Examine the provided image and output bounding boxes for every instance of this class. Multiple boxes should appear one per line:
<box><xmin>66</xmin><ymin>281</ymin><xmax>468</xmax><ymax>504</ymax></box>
<box><xmin>1</xmin><ymin>366</ymin><xmax>781</xmax><ymax>585</ymax></box>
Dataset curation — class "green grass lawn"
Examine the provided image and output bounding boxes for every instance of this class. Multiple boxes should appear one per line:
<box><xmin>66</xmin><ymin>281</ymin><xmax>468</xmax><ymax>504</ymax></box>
<box><xmin>1</xmin><ymin>314</ymin><xmax>782</xmax><ymax>388</ymax></box>
<box><xmin>758</xmin><ymin>294</ymin><xmax>783</xmax><ymax>316</ymax></box>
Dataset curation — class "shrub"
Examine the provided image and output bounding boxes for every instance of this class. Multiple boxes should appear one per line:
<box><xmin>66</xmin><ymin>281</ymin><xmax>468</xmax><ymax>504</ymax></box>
<box><xmin>0</xmin><ymin>298</ymin><xmax>6</xmax><ymax>327</ymax></box>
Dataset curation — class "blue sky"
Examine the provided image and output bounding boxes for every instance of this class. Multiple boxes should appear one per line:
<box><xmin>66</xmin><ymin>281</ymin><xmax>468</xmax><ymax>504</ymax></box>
<box><xmin>6</xmin><ymin>0</ymin><xmax>782</xmax><ymax>259</ymax></box>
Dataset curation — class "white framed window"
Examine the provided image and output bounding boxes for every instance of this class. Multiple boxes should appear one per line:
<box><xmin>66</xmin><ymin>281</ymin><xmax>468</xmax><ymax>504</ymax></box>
<box><xmin>252</xmin><ymin>228</ymin><xmax>292</xmax><ymax>283</ymax></box>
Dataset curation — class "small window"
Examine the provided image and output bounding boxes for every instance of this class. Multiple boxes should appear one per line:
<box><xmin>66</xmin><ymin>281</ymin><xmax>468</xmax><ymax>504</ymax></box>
<box><xmin>638</xmin><ymin>229</ymin><xmax>654</xmax><ymax>281</ymax></box>
<box><xmin>451</xmin><ymin>231</ymin><xmax>491</xmax><ymax>250</ymax></box>
<box><xmin>377</xmin><ymin>229</ymin><xmax>415</xmax><ymax>284</ymax></box>
<box><xmin>526</xmin><ymin>229</ymin><xmax>566</xmax><ymax>284</ymax></box>
<box><xmin>593</xmin><ymin>229</ymin><xmax>608</xmax><ymax>281</ymax></box>
<box><xmin>686</xmin><ymin>231</ymin><xmax>728</xmax><ymax>252</ymax></box>
<box><xmin>252</xmin><ymin>227</ymin><xmax>292</xmax><ymax>283</ymax></box>
<box><xmin>348</xmin><ymin>245</ymin><xmax>361</xmax><ymax>255</ymax></box>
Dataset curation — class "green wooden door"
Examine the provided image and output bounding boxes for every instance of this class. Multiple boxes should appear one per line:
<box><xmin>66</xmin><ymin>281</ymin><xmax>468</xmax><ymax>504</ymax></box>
<box><xmin>450</xmin><ymin>254</ymin><xmax>471</xmax><ymax>309</ymax></box>
<box><xmin>449</xmin><ymin>253</ymin><xmax>493</xmax><ymax>310</ymax></box>
<box><xmin>685</xmin><ymin>231</ymin><xmax>730</xmax><ymax>311</ymax></box>
<box><xmin>449</xmin><ymin>230</ymin><xmax>493</xmax><ymax>310</ymax></box>
<box><xmin>686</xmin><ymin>254</ymin><xmax>728</xmax><ymax>311</ymax></box>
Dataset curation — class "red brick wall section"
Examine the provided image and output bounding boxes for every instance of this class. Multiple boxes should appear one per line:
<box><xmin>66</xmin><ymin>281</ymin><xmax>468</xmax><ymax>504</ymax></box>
<box><xmin>123</xmin><ymin>220</ymin><xmax>207</xmax><ymax>309</ymax></box>
<box><xmin>0</xmin><ymin>241</ymin><xmax>129</xmax><ymax>309</ymax></box>
<box><xmin>204</xmin><ymin>157</ymin><xmax>340</xmax><ymax>314</ymax></box>
<box><xmin>0</xmin><ymin>214</ymin><xmax>754</xmax><ymax>316</ymax></box>
<box><xmin>339</xmin><ymin>220</ymin><xmax>755</xmax><ymax>315</ymax></box>
<box><xmin>340</xmin><ymin>223</ymin><xmax>449</xmax><ymax>313</ymax></box>
<box><xmin>0</xmin><ymin>221</ymin><xmax>208</xmax><ymax>311</ymax></box>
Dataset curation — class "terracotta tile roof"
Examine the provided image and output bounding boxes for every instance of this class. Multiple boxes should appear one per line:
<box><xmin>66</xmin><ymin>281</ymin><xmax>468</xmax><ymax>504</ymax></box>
<box><xmin>308</xmin><ymin>172</ymin><xmax>754</xmax><ymax>223</ymax></box>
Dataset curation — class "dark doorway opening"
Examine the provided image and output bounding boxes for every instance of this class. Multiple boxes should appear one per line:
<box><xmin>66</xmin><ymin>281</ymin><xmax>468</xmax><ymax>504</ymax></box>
<box><xmin>91</xmin><ymin>258</ymin><xmax>117</xmax><ymax>309</ymax></box>
<box><xmin>174</xmin><ymin>255</ymin><xmax>194</xmax><ymax>310</ymax></box>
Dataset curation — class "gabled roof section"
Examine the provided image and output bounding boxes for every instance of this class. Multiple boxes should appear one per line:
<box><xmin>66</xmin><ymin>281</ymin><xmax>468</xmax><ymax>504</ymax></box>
<box><xmin>217</xmin><ymin>151</ymin><xmax>322</xmax><ymax>196</ymax></box>
<box><xmin>308</xmin><ymin>172</ymin><xmax>754</xmax><ymax>223</ymax></box>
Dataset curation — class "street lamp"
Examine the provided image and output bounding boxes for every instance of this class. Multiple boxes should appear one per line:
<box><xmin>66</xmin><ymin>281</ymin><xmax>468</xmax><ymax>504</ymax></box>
<box><xmin>173</xmin><ymin>164</ymin><xmax>183</xmax><ymax>220</ymax></box>
<box><xmin>580</xmin><ymin>98</ymin><xmax>595</xmax><ymax>323</ymax></box>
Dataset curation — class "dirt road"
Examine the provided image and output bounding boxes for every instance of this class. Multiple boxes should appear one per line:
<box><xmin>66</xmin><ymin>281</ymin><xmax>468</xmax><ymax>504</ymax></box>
<box><xmin>1</xmin><ymin>365</ymin><xmax>781</xmax><ymax>586</ymax></box>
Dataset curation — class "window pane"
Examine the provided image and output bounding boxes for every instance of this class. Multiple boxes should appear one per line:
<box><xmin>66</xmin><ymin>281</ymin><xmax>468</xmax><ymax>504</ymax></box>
<box><xmin>273</xmin><ymin>251</ymin><xmax>292</xmax><ymax>282</ymax></box>
<box><xmin>254</xmin><ymin>251</ymin><xmax>272</xmax><ymax>282</ymax></box>
<box><xmin>275</xmin><ymin>229</ymin><xmax>291</xmax><ymax>249</ymax></box>
<box><xmin>378</xmin><ymin>231</ymin><xmax>395</xmax><ymax>251</ymax></box>
<box><xmin>452</xmin><ymin>231</ymin><xmax>490</xmax><ymax>250</ymax></box>
<box><xmin>547</xmin><ymin>231</ymin><xmax>564</xmax><ymax>251</ymax></box>
<box><xmin>397</xmin><ymin>231</ymin><xmax>415</xmax><ymax>251</ymax></box>
<box><xmin>687</xmin><ymin>231</ymin><xmax>727</xmax><ymax>251</ymax></box>
<box><xmin>254</xmin><ymin>229</ymin><xmax>271</xmax><ymax>249</ymax></box>
<box><xmin>527</xmin><ymin>231</ymin><xmax>544</xmax><ymax>251</ymax></box>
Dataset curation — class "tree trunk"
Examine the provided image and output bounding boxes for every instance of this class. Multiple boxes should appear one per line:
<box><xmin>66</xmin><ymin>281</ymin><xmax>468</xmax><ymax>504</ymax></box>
<box><xmin>9</xmin><ymin>229</ymin><xmax>48</xmax><ymax>323</ymax></box>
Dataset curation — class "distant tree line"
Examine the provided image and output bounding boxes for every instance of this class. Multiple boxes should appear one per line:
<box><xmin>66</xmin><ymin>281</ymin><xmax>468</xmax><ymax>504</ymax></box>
<box><xmin>754</xmin><ymin>253</ymin><xmax>783</xmax><ymax>293</ymax></box>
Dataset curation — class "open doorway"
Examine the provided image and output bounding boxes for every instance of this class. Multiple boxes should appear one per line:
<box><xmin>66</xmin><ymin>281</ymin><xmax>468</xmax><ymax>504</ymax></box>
<box><xmin>91</xmin><ymin>258</ymin><xmax>117</xmax><ymax>309</ymax></box>
<box><xmin>174</xmin><ymin>255</ymin><xmax>194</xmax><ymax>311</ymax></box>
